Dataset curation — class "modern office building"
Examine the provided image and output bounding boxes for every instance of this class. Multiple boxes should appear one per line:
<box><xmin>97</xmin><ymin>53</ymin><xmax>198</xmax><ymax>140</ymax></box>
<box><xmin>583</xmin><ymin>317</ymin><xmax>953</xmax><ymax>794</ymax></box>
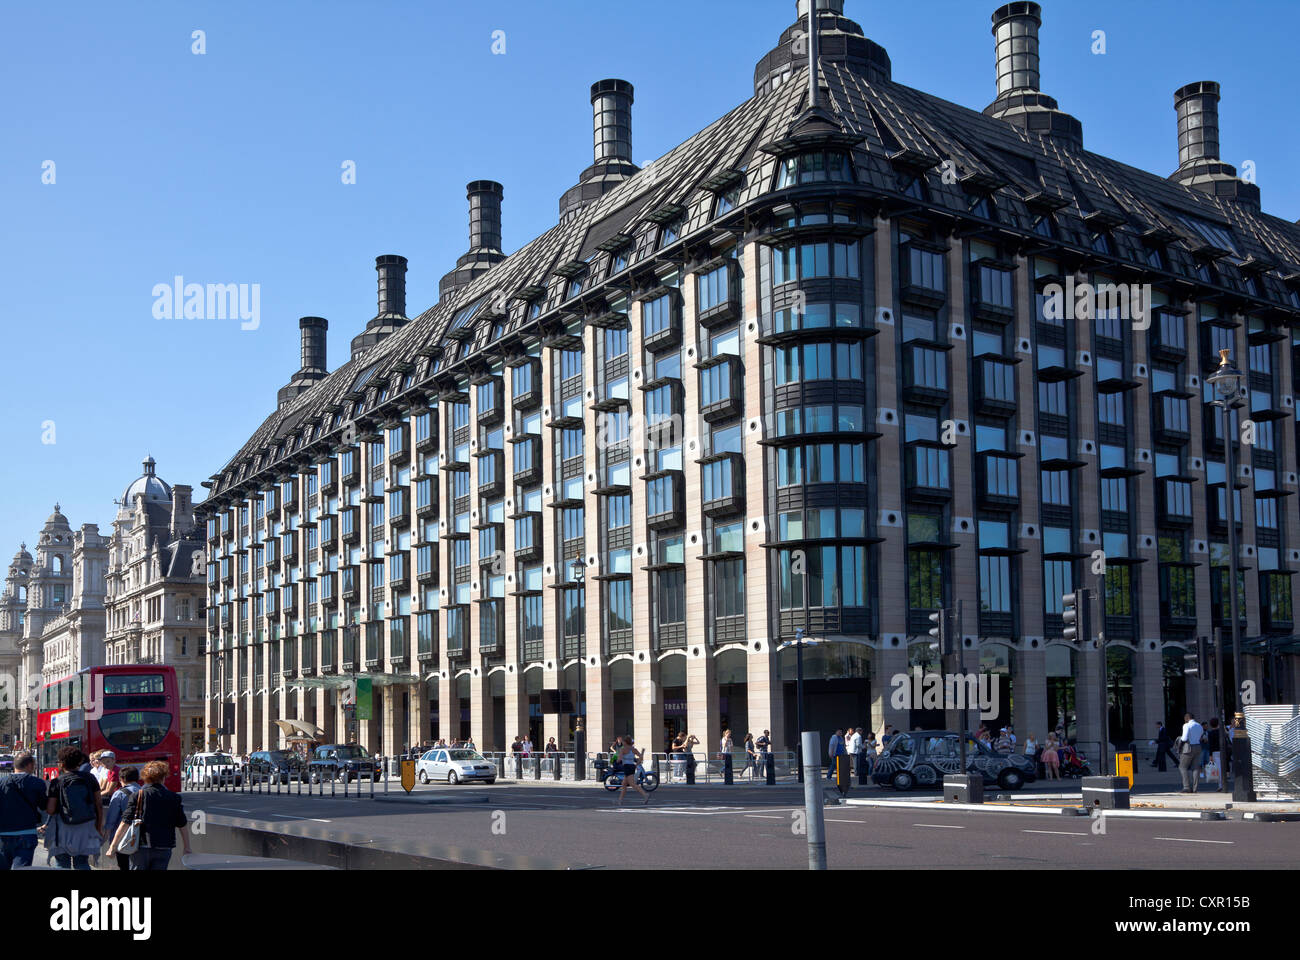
<box><xmin>196</xmin><ymin>0</ymin><xmax>1300</xmax><ymax>761</ymax></box>
<box><xmin>103</xmin><ymin>458</ymin><xmax>208</xmax><ymax>752</ymax></box>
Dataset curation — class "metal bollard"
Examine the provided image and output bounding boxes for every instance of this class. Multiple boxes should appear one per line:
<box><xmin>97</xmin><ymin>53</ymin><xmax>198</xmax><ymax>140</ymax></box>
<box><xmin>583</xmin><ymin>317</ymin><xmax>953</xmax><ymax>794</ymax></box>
<box><xmin>554</xmin><ymin>754</ymin><xmax>563</xmax><ymax>781</ymax></box>
<box><xmin>331</xmin><ymin>769</ymin><xmax>337</xmax><ymax>798</ymax></box>
<box><xmin>685</xmin><ymin>754</ymin><xmax>696</xmax><ymax>785</ymax></box>
<box><xmin>373</xmin><ymin>759</ymin><xmax>379</xmax><ymax>798</ymax></box>
<box><xmin>766</xmin><ymin>754</ymin><xmax>776</xmax><ymax>785</ymax></box>
<box><xmin>723</xmin><ymin>753</ymin><xmax>734</xmax><ymax>785</ymax></box>
<box><xmin>297</xmin><ymin>770</ymin><xmax>302</xmax><ymax>796</ymax></box>
<box><xmin>535</xmin><ymin>757</ymin><xmax>542</xmax><ymax>781</ymax></box>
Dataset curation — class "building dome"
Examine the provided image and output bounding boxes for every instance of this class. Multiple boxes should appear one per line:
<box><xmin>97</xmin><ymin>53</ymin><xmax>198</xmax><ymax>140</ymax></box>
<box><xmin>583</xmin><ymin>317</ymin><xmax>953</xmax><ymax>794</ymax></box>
<box><xmin>13</xmin><ymin>543</ymin><xmax>32</xmax><ymax>563</ymax></box>
<box><xmin>42</xmin><ymin>505</ymin><xmax>70</xmax><ymax>530</ymax></box>
<box><xmin>121</xmin><ymin>456</ymin><xmax>173</xmax><ymax>505</ymax></box>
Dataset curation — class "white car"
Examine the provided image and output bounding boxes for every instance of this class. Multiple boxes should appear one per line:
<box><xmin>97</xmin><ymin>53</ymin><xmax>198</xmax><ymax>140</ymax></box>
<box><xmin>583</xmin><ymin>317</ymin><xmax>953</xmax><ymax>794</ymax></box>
<box><xmin>416</xmin><ymin>748</ymin><xmax>497</xmax><ymax>784</ymax></box>
<box><xmin>185</xmin><ymin>752</ymin><xmax>243</xmax><ymax>788</ymax></box>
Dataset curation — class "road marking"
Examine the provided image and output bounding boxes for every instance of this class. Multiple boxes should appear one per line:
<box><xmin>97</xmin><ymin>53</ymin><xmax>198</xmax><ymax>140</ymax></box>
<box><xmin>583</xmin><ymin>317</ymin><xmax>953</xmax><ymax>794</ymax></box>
<box><xmin>825</xmin><ymin>818</ymin><xmax>865</xmax><ymax>823</ymax></box>
<box><xmin>743</xmin><ymin>814</ymin><xmax>784</xmax><ymax>819</ymax></box>
<box><xmin>912</xmin><ymin>823</ymin><xmax>964</xmax><ymax>829</ymax></box>
<box><xmin>1022</xmin><ymin>830</ymin><xmax>1087</xmax><ymax>836</ymax></box>
<box><xmin>207</xmin><ymin>806</ymin><xmax>251</xmax><ymax>813</ymax></box>
<box><xmin>266</xmin><ymin>814</ymin><xmax>333</xmax><ymax>823</ymax></box>
<box><xmin>1153</xmin><ymin>837</ymin><xmax>1234</xmax><ymax>845</ymax></box>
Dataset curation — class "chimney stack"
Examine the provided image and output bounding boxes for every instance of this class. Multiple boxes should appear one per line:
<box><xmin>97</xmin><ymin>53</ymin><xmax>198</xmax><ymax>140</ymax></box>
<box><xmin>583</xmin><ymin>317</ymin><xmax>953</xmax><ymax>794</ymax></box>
<box><xmin>170</xmin><ymin>485</ymin><xmax>194</xmax><ymax>541</ymax></box>
<box><xmin>590</xmin><ymin>80</ymin><xmax>634</xmax><ymax>166</ymax></box>
<box><xmin>559</xmin><ymin>80</ymin><xmax>639</xmax><ymax>223</ymax></box>
<box><xmin>1167</xmin><ymin>81</ymin><xmax>1256</xmax><ymax>204</ymax></box>
<box><xmin>991</xmin><ymin>1</ymin><xmax>1040</xmax><ymax>97</ymax></box>
<box><xmin>467</xmin><ymin>181</ymin><xmax>504</xmax><ymax>254</ymax></box>
<box><xmin>299</xmin><ymin>316</ymin><xmax>328</xmax><ymax>374</ymax></box>
<box><xmin>439</xmin><ymin>184</ymin><xmax>507</xmax><ymax>300</ymax></box>
<box><xmin>796</xmin><ymin>0</ymin><xmax>844</xmax><ymax>18</ymax></box>
<box><xmin>983</xmin><ymin>2</ymin><xmax>1081</xmax><ymax>149</ymax></box>
<box><xmin>1173</xmin><ymin>81</ymin><xmax>1221</xmax><ymax>169</ymax></box>
<box><xmin>282</xmin><ymin>315</ymin><xmax>331</xmax><ymax>407</ymax></box>
<box><xmin>375</xmin><ymin>255</ymin><xmax>407</xmax><ymax>319</ymax></box>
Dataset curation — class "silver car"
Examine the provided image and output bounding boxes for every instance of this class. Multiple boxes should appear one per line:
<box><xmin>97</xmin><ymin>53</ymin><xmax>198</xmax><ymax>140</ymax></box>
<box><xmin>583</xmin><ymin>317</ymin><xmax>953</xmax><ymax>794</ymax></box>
<box><xmin>416</xmin><ymin>748</ymin><xmax>497</xmax><ymax>784</ymax></box>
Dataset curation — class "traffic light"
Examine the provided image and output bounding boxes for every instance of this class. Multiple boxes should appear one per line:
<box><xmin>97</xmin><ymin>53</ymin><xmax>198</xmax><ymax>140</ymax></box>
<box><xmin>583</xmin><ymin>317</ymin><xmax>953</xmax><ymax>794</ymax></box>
<box><xmin>928</xmin><ymin>608</ymin><xmax>954</xmax><ymax>656</ymax></box>
<box><xmin>1062</xmin><ymin>590</ymin><xmax>1081</xmax><ymax>644</ymax></box>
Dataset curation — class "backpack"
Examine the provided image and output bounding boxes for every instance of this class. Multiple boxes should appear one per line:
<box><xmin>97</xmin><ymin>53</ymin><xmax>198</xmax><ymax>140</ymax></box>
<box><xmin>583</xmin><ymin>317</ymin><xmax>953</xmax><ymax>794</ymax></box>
<box><xmin>59</xmin><ymin>774</ymin><xmax>97</xmax><ymax>825</ymax></box>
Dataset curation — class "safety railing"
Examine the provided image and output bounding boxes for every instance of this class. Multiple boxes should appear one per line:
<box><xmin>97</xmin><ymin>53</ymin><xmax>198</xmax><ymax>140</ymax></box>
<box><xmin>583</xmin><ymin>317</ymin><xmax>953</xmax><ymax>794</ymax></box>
<box><xmin>182</xmin><ymin>759</ymin><xmax>394</xmax><ymax>799</ymax></box>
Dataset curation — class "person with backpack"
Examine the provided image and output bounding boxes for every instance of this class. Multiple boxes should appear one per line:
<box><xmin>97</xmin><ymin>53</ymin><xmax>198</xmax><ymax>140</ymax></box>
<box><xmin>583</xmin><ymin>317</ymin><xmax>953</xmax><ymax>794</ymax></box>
<box><xmin>0</xmin><ymin>751</ymin><xmax>48</xmax><ymax>870</ymax></box>
<box><xmin>102</xmin><ymin>766</ymin><xmax>142</xmax><ymax>871</ymax></box>
<box><xmin>109</xmin><ymin>761</ymin><xmax>191</xmax><ymax>870</ymax></box>
<box><xmin>44</xmin><ymin>745</ymin><xmax>104</xmax><ymax>870</ymax></box>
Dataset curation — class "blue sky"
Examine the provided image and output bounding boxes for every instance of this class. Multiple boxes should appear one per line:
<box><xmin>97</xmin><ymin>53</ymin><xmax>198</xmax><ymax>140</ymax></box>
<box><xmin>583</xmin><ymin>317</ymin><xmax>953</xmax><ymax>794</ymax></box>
<box><xmin>1</xmin><ymin>0</ymin><xmax>1296</xmax><ymax>557</ymax></box>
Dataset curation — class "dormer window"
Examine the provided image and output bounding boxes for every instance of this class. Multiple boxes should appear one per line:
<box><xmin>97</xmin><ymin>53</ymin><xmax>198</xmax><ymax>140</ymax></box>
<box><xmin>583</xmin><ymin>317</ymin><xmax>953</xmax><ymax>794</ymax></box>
<box><xmin>527</xmin><ymin>300</ymin><xmax>543</xmax><ymax>320</ymax></box>
<box><xmin>611</xmin><ymin>245</ymin><xmax>631</xmax><ymax>274</ymax></box>
<box><xmin>566</xmin><ymin>277</ymin><xmax>584</xmax><ymax>300</ymax></box>
<box><xmin>775</xmin><ymin>150</ymin><xmax>854</xmax><ymax>189</ymax></box>
<box><xmin>967</xmin><ymin>194</ymin><xmax>995</xmax><ymax>220</ymax></box>
<box><xmin>1145</xmin><ymin>245</ymin><xmax>1166</xmax><ymax>270</ymax></box>
<box><xmin>1194</xmin><ymin>261</ymin><xmax>1215</xmax><ymax>284</ymax></box>
<box><xmin>1032</xmin><ymin>214</ymin><xmax>1055</xmax><ymax>239</ymax></box>
<box><xmin>658</xmin><ymin>218</ymin><xmax>683</xmax><ymax>249</ymax></box>
<box><xmin>714</xmin><ymin>184</ymin><xmax>742</xmax><ymax>217</ymax></box>
<box><xmin>899</xmin><ymin>175</ymin><xmax>926</xmax><ymax>201</ymax></box>
<box><xmin>1091</xmin><ymin>232</ymin><xmax>1113</xmax><ymax>255</ymax></box>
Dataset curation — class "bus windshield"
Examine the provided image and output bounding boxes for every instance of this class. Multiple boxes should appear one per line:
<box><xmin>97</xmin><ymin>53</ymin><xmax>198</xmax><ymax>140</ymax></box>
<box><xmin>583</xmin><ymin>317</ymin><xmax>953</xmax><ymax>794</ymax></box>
<box><xmin>98</xmin><ymin>711</ymin><xmax>172</xmax><ymax>751</ymax></box>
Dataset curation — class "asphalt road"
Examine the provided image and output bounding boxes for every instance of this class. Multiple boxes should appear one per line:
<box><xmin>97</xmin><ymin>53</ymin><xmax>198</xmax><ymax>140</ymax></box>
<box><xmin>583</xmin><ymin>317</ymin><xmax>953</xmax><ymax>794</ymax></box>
<box><xmin>182</xmin><ymin>781</ymin><xmax>1299</xmax><ymax>869</ymax></box>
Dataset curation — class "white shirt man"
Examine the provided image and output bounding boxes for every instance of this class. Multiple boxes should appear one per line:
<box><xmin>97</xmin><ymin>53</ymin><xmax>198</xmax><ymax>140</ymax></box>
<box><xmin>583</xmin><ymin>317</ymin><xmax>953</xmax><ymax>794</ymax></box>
<box><xmin>846</xmin><ymin>729</ymin><xmax>863</xmax><ymax>755</ymax></box>
<box><xmin>1178</xmin><ymin>715</ymin><xmax>1206</xmax><ymax>793</ymax></box>
<box><xmin>1181</xmin><ymin>716</ymin><xmax>1205</xmax><ymax>748</ymax></box>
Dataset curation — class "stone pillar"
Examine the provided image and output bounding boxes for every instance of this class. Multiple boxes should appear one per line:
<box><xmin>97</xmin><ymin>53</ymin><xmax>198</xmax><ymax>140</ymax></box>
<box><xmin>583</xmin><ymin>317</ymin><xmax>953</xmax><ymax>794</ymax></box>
<box><xmin>1133</xmin><ymin>644</ymin><xmax>1165</xmax><ymax>750</ymax></box>
<box><xmin>1013</xmin><ymin>644</ymin><xmax>1048</xmax><ymax>743</ymax></box>
<box><xmin>687</xmin><ymin>644</ymin><xmax>720</xmax><ymax>764</ymax></box>
<box><xmin>470</xmin><ymin>668</ymin><xmax>489</xmax><ymax>750</ymax></box>
<box><xmin>440</xmin><ymin>673</ymin><xmax>460</xmax><ymax>742</ymax></box>
<box><xmin>504</xmin><ymin>666</ymin><xmax>529</xmax><ymax>750</ymax></box>
<box><xmin>1075</xmin><ymin>645</ymin><xmax>1104</xmax><ymax>755</ymax></box>
<box><xmin>872</xmin><ymin>644</ymin><xmax>909</xmax><ymax>736</ymax></box>
<box><xmin>633</xmin><ymin>655</ymin><xmax>664</xmax><ymax>756</ymax></box>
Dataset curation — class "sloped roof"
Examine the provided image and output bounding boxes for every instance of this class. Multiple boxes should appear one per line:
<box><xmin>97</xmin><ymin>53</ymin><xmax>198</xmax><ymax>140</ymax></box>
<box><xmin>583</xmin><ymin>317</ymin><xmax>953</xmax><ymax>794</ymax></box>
<box><xmin>201</xmin><ymin>47</ymin><xmax>1300</xmax><ymax>506</ymax></box>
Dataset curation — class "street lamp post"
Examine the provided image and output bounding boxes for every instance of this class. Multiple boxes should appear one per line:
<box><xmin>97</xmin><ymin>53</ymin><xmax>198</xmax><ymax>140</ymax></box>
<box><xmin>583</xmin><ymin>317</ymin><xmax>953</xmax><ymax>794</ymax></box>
<box><xmin>1207</xmin><ymin>348</ymin><xmax>1245</xmax><ymax>719</ymax></box>
<box><xmin>570</xmin><ymin>558</ymin><xmax>586</xmax><ymax>780</ymax></box>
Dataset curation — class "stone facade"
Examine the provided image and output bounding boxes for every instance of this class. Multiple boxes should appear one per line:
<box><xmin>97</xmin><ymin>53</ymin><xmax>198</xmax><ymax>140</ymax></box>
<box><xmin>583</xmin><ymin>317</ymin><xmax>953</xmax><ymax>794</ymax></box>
<box><xmin>196</xmin><ymin>0</ymin><xmax>1300</xmax><ymax>764</ymax></box>
<box><xmin>104</xmin><ymin>459</ymin><xmax>208</xmax><ymax>753</ymax></box>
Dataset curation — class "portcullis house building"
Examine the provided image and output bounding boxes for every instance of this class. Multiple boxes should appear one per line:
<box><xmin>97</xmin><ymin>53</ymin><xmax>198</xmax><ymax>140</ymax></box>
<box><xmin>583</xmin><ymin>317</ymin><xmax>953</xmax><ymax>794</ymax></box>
<box><xmin>197</xmin><ymin>1</ymin><xmax>1300</xmax><ymax>762</ymax></box>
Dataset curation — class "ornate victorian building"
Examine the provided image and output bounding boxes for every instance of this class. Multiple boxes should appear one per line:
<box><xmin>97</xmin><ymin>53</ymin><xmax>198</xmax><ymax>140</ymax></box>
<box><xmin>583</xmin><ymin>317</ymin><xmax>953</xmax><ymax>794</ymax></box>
<box><xmin>104</xmin><ymin>458</ymin><xmax>207</xmax><ymax>752</ymax></box>
<box><xmin>197</xmin><ymin>0</ymin><xmax>1299</xmax><ymax>761</ymax></box>
<box><xmin>0</xmin><ymin>545</ymin><xmax>34</xmax><ymax>745</ymax></box>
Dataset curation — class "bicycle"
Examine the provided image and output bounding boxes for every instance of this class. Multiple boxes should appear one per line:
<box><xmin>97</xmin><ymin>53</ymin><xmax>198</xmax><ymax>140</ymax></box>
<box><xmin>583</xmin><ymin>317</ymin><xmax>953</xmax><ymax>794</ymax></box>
<box><xmin>601</xmin><ymin>764</ymin><xmax>659</xmax><ymax>793</ymax></box>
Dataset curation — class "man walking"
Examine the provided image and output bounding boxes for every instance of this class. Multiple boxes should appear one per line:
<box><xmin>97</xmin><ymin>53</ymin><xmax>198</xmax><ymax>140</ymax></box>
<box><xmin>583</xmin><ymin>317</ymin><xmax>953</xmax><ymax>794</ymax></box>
<box><xmin>826</xmin><ymin>729</ymin><xmax>845</xmax><ymax>780</ymax></box>
<box><xmin>846</xmin><ymin>727</ymin><xmax>862</xmax><ymax>778</ymax></box>
<box><xmin>755</xmin><ymin>729</ymin><xmax>772</xmax><ymax>780</ymax></box>
<box><xmin>1178</xmin><ymin>712</ymin><xmax>1205</xmax><ymax>794</ymax></box>
<box><xmin>0</xmin><ymin>752</ymin><xmax>47</xmax><ymax>870</ymax></box>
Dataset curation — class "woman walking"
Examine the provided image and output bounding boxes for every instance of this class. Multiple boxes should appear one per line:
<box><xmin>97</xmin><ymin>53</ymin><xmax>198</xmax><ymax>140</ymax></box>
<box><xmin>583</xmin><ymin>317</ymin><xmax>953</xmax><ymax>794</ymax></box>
<box><xmin>742</xmin><ymin>733</ymin><xmax>758</xmax><ymax>781</ymax></box>
<box><xmin>109</xmin><ymin>761</ymin><xmax>191</xmax><ymax>870</ymax></box>
<box><xmin>1041</xmin><ymin>735</ymin><xmax>1061</xmax><ymax>780</ymax></box>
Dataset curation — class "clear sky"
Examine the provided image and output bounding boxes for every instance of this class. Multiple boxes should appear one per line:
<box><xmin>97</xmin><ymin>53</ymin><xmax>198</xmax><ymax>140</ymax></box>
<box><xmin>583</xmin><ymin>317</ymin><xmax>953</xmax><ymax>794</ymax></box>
<box><xmin>1</xmin><ymin>0</ymin><xmax>1296</xmax><ymax>557</ymax></box>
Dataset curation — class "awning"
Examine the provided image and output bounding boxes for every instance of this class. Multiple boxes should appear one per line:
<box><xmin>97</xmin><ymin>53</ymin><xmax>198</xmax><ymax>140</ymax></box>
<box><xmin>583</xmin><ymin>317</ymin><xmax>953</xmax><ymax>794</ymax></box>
<box><xmin>272</xmin><ymin>718</ymin><xmax>325</xmax><ymax>739</ymax></box>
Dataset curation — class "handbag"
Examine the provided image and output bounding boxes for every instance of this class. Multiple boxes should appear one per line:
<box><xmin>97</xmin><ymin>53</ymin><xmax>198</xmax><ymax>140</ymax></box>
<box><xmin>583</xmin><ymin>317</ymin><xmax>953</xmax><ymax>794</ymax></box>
<box><xmin>116</xmin><ymin>789</ymin><xmax>145</xmax><ymax>856</ymax></box>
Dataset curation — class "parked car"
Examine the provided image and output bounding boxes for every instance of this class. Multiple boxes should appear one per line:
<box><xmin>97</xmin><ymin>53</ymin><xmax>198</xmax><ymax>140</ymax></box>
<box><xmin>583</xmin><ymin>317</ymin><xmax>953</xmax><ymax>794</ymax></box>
<box><xmin>307</xmin><ymin>744</ymin><xmax>379</xmax><ymax>783</ymax></box>
<box><xmin>870</xmin><ymin>731</ymin><xmax>1037</xmax><ymax>791</ymax></box>
<box><xmin>185</xmin><ymin>752</ymin><xmax>243</xmax><ymax>788</ymax></box>
<box><xmin>248</xmin><ymin>749</ymin><xmax>308</xmax><ymax>784</ymax></box>
<box><xmin>416</xmin><ymin>748</ymin><xmax>496</xmax><ymax>785</ymax></box>
<box><xmin>0</xmin><ymin>755</ymin><xmax>13</xmax><ymax>773</ymax></box>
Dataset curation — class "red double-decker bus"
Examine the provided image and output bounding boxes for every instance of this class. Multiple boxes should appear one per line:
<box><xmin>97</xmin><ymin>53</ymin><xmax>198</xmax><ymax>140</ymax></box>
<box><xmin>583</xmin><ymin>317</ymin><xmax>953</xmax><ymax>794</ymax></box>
<box><xmin>35</xmin><ymin>665</ymin><xmax>181</xmax><ymax>792</ymax></box>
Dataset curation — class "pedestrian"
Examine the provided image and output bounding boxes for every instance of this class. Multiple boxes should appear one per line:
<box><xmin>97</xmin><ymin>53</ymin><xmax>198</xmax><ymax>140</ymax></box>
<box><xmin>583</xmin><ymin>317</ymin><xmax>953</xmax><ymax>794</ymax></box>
<box><xmin>44</xmin><ymin>745</ymin><xmax>104</xmax><ymax>871</ymax></box>
<box><xmin>1152</xmin><ymin>723</ymin><xmax>1178</xmax><ymax>772</ymax></box>
<box><xmin>464</xmin><ymin>736</ymin><xmax>476</xmax><ymax>752</ymax></box>
<box><xmin>741</xmin><ymin>733</ymin><xmax>757</xmax><ymax>781</ymax></box>
<box><xmin>522</xmin><ymin>735</ymin><xmax>534</xmax><ymax>757</ymax></box>
<box><xmin>678</xmin><ymin>732</ymin><xmax>699</xmax><ymax>781</ymax></box>
<box><xmin>1177</xmin><ymin>713</ymin><xmax>1205</xmax><ymax>794</ymax></box>
<box><xmin>755</xmin><ymin>729</ymin><xmax>772</xmax><ymax>780</ymax></box>
<box><xmin>109</xmin><ymin>761</ymin><xmax>191</xmax><ymax>870</ymax></box>
<box><xmin>1023</xmin><ymin>734</ymin><xmax>1039</xmax><ymax>777</ymax></box>
<box><xmin>545</xmin><ymin>737</ymin><xmax>559</xmax><ymax>755</ymax></box>
<box><xmin>881</xmin><ymin>724</ymin><xmax>895</xmax><ymax>747</ymax></box>
<box><xmin>0</xmin><ymin>751</ymin><xmax>48</xmax><ymax>870</ymax></box>
<box><xmin>1200</xmin><ymin>719</ymin><xmax>1217</xmax><ymax>770</ymax></box>
<box><xmin>1006</xmin><ymin>726</ymin><xmax>1017</xmax><ymax>749</ymax></box>
<box><xmin>826</xmin><ymin>729</ymin><xmax>846</xmax><ymax>780</ymax></box>
<box><xmin>994</xmin><ymin>728</ymin><xmax>1012</xmax><ymax>753</ymax></box>
<box><xmin>613</xmin><ymin>736</ymin><xmax>649</xmax><ymax>805</ymax></box>
<box><xmin>102</xmin><ymin>766</ymin><xmax>142</xmax><ymax>871</ymax></box>
<box><xmin>1040</xmin><ymin>735</ymin><xmax>1061</xmax><ymax>780</ymax></box>
<box><xmin>97</xmin><ymin>751</ymin><xmax>120</xmax><ymax>801</ymax></box>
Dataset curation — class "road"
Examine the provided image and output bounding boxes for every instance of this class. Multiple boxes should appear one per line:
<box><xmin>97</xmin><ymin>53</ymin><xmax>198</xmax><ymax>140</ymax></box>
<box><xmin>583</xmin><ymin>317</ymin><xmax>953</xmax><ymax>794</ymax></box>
<box><xmin>181</xmin><ymin>781</ymin><xmax>1298</xmax><ymax>869</ymax></box>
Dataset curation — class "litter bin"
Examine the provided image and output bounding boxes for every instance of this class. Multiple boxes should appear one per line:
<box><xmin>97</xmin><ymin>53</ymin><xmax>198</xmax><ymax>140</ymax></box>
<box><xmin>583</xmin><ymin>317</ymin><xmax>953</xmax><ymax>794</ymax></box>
<box><xmin>1082</xmin><ymin>775</ymin><xmax>1130</xmax><ymax>810</ymax></box>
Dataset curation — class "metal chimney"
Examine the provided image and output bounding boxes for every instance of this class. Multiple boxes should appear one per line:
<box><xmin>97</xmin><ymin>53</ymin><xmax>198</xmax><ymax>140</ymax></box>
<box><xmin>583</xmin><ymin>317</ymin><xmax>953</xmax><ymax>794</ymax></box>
<box><xmin>467</xmin><ymin>181</ymin><xmax>504</xmax><ymax>254</ymax></box>
<box><xmin>991</xmin><ymin>1</ymin><xmax>1041</xmax><ymax>97</ymax></box>
<box><xmin>1174</xmin><ymin>81</ymin><xmax>1221</xmax><ymax>169</ymax></box>
<box><xmin>375</xmin><ymin>255</ymin><xmax>407</xmax><ymax>319</ymax></box>
<box><xmin>559</xmin><ymin>80</ymin><xmax>639</xmax><ymax>223</ymax></box>
<box><xmin>298</xmin><ymin>316</ymin><xmax>327</xmax><ymax>373</ymax></box>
